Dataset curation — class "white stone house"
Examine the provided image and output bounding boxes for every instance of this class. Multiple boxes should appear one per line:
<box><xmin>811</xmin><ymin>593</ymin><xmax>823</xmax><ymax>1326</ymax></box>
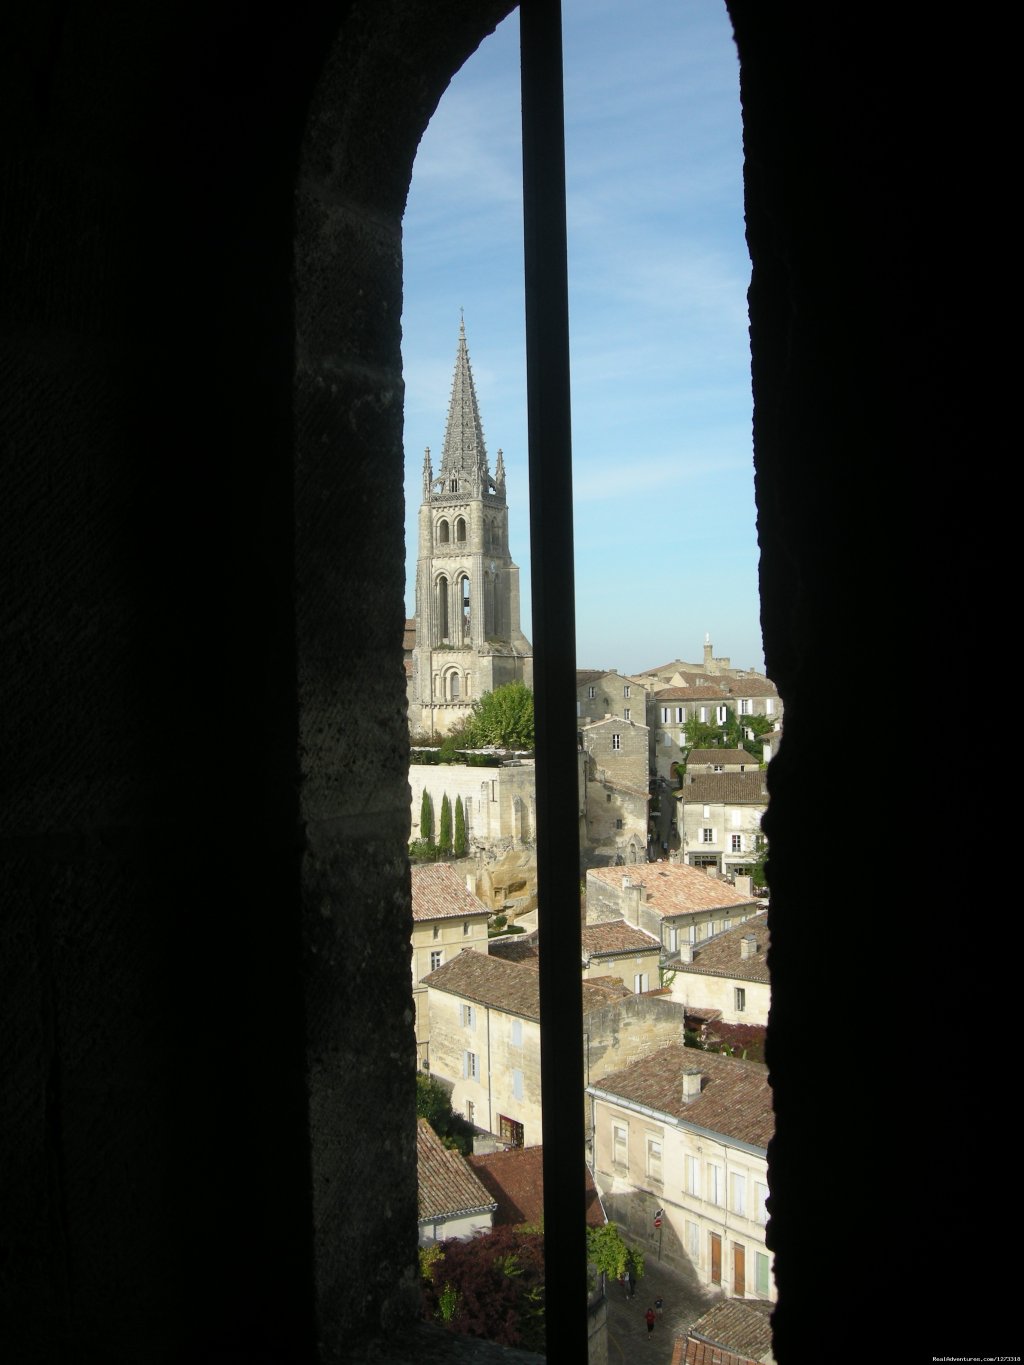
<box><xmin>423</xmin><ymin>950</ymin><xmax>685</xmax><ymax>1150</ymax></box>
<box><xmin>588</xmin><ymin>1043</ymin><xmax>775</xmax><ymax>1301</ymax></box>
<box><xmin>675</xmin><ymin>769</ymin><xmax>769</xmax><ymax>879</ymax></box>
<box><xmin>410</xmin><ymin>862</ymin><xmax>491</xmax><ymax>1067</ymax></box>
<box><xmin>416</xmin><ymin>1117</ymin><xmax>496</xmax><ymax>1246</ymax></box>
<box><xmin>586</xmin><ymin>863</ymin><xmax>760</xmax><ymax>961</ymax></box>
<box><xmin>667</xmin><ymin>910</ymin><xmax>771</xmax><ymax>1027</ymax></box>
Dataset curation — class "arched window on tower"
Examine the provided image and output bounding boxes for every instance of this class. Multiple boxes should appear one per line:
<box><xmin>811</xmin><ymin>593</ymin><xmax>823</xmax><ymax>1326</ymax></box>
<box><xmin>438</xmin><ymin>519</ymin><xmax>449</xmax><ymax>544</ymax></box>
<box><xmin>455</xmin><ymin>516</ymin><xmax>466</xmax><ymax>542</ymax></box>
<box><xmin>449</xmin><ymin>671</ymin><xmax>460</xmax><ymax>700</ymax></box>
<box><xmin>460</xmin><ymin>574</ymin><xmax>471</xmax><ymax>642</ymax></box>
<box><xmin>436</xmin><ymin>574</ymin><xmax>449</xmax><ymax>641</ymax></box>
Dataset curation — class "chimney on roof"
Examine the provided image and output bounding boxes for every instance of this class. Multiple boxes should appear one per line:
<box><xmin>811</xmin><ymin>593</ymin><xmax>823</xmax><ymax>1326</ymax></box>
<box><xmin>740</xmin><ymin>934</ymin><xmax>758</xmax><ymax>960</ymax></box>
<box><xmin>734</xmin><ymin>874</ymin><xmax>753</xmax><ymax>897</ymax></box>
<box><xmin>682</xmin><ymin>1069</ymin><xmax>702</xmax><ymax>1101</ymax></box>
<box><xmin>621</xmin><ymin>877</ymin><xmax>643</xmax><ymax>924</ymax></box>
<box><xmin>677</xmin><ymin>941</ymin><xmax>694</xmax><ymax>964</ymax></box>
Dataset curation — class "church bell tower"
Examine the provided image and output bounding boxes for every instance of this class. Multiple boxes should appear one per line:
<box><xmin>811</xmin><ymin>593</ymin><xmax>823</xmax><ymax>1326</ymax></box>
<box><xmin>411</xmin><ymin>319</ymin><xmax>532</xmax><ymax>736</ymax></box>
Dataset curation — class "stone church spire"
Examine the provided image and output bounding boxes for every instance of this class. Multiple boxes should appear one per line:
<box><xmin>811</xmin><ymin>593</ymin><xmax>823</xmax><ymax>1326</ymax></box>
<box><xmin>439</xmin><ymin>317</ymin><xmax>490</xmax><ymax>494</ymax></box>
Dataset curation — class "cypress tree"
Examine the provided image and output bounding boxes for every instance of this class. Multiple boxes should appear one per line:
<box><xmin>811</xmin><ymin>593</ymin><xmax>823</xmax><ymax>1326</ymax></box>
<box><xmin>420</xmin><ymin>788</ymin><xmax>434</xmax><ymax>843</ymax></box>
<box><xmin>438</xmin><ymin>794</ymin><xmax>452</xmax><ymax>855</ymax></box>
<box><xmin>454</xmin><ymin>796</ymin><xmax>467</xmax><ymax>857</ymax></box>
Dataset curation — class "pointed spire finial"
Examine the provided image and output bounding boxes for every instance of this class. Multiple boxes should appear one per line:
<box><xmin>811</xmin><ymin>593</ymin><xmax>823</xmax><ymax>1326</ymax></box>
<box><xmin>439</xmin><ymin>317</ymin><xmax>490</xmax><ymax>489</ymax></box>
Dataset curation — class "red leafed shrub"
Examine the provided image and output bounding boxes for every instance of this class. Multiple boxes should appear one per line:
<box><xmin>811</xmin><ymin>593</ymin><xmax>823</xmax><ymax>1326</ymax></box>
<box><xmin>421</xmin><ymin>1225</ymin><xmax>546</xmax><ymax>1352</ymax></box>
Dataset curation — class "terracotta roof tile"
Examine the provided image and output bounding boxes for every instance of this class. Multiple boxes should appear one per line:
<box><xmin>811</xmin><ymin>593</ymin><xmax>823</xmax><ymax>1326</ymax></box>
<box><xmin>581</xmin><ymin>920</ymin><xmax>661</xmax><ymax>958</ymax></box>
<box><xmin>677</xmin><ymin>911</ymin><xmax>770</xmax><ymax>984</ymax></box>
<box><xmin>588</xmin><ymin>863</ymin><xmax>758</xmax><ymax>917</ymax></box>
<box><xmin>685</xmin><ymin>749</ymin><xmax>755</xmax><ymax>766</ymax></box>
<box><xmin>684</xmin><ymin>1300</ymin><xmax>774</xmax><ymax>1363</ymax></box>
<box><xmin>679</xmin><ymin>771</ymin><xmax>768</xmax><ymax>804</ymax></box>
<box><xmin>417</xmin><ymin>1118</ymin><xmax>497</xmax><ymax>1223</ymax></box>
<box><xmin>411</xmin><ymin>863</ymin><xmax>492</xmax><ymax>922</ymax></box>
<box><xmin>589</xmin><ymin>1042</ymin><xmax>774</xmax><ymax>1149</ymax></box>
<box><xmin>467</xmin><ymin>1146</ymin><xmax>606</xmax><ymax>1229</ymax></box>
<box><xmin>424</xmin><ymin>949</ymin><xmax>626</xmax><ymax>1019</ymax></box>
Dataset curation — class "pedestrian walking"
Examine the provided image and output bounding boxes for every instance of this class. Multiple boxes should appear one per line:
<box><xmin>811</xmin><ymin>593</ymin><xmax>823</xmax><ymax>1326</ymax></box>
<box><xmin>655</xmin><ymin>1295</ymin><xmax>663</xmax><ymax>1318</ymax></box>
<box><xmin>626</xmin><ymin>1268</ymin><xmax>635</xmax><ymax>1299</ymax></box>
<box><xmin>645</xmin><ymin>1306</ymin><xmax>656</xmax><ymax>1338</ymax></box>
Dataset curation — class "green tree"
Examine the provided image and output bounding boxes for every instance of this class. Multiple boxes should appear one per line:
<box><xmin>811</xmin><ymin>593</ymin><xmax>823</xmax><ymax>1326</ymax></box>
<box><xmin>438</xmin><ymin>794</ymin><xmax>452</xmax><ymax>855</ymax></box>
<box><xmin>682</xmin><ymin>711</ymin><xmax>723</xmax><ymax>751</ymax></box>
<box><xmin>416</xmin><ymin>1073</ymin><xmax>475</xmax><ymax>1155</ymax></box>
<box><xmin>420</xmin><ymin>788</ymin><xmax>434</xmax><ymax>842</ymax></box>
<box><xmin>737</xmin><ymin>712</ymin><xmax>775</xmax><ymax>759</ymax></box>
<box><xmin>453</xmin><ymin>796</ymin><xmax>467</xmax><ymax>857</ymax></box>
<box><xmin>586</xmin><ymin>1223</ymin><xmax>645</xmax><ymax>1284</ymax></box>
<box><xmin>462</xmin><ymin>682</ymin><xmax>535</xmax><ymax>750</ymax></box>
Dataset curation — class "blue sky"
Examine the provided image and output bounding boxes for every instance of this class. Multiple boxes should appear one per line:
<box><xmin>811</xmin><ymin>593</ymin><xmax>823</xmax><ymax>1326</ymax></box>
<box><xmin>401</xmin><ymin>0</ymin><xmax>763</xmax><ymax>676</ymax></box>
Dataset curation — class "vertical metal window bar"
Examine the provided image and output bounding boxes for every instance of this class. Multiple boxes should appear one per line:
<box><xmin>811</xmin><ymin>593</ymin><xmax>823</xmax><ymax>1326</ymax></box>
<box><xmin>520</xmin><ymin>1</ymin><xmax>588</xmax><ymax>1357</ymax></box>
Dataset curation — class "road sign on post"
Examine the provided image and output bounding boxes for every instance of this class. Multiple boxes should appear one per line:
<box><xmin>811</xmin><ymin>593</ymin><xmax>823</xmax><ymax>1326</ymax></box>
<box><xmin>654</xmin><ymin>1208</ymin><xmax>664</xmax><ymax>1228</ymax></box>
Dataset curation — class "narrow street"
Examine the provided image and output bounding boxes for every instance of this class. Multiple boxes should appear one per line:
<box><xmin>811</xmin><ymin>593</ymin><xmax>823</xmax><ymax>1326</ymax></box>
<box><xmin>603</xmin><ymin>1254</ymin><xmax>715</xmax><ymax>1363</ymax></box>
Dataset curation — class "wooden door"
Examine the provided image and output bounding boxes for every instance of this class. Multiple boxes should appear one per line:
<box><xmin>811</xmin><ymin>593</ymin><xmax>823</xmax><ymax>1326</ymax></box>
<box><xmin>710</xmin><ymin>1232</ymin><xmax>721</xmax><ymax>1285</ymax></box>
<box><xmin>733</xmin><ymin>1243</ymin><xmax>745</xmax><ymax>1297</ymax></box>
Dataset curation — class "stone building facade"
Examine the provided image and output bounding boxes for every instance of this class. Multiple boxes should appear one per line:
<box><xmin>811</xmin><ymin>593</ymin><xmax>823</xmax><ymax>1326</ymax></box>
<box><xmin>410</xmin><ymin>321</ymin><xmax>532</xmax><ymax>737</ymax></box>
<box><xmin>579</xmin><ymin>715</ymin><xmax>650</xmax><ymax>865</ymax></box>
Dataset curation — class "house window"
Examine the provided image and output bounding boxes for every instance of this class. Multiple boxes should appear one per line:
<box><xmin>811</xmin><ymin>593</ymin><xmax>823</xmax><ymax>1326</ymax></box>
<box><xmin>466</xmin><ymin>1099</ymin><xmax>475</xmax><ymax>1125</ymax></box>
<box><xmin>615</xmin><ymin>818</ymin><xmax>623</xmax><ymax>830</ymax></box>
<box><xmin>511</xmin><ymin>1018</ymin><xmax>522</xmax><ymax>1047</ymax></box>
<box><xmin>766</xmin><ymin>698</ymin><xmax>775</xmax><ymax>716</ymax></box>
<box><xmin>739</xmin><ymin>698</ymin><xmax>752</xmax><ymax>715</ymax></box>
<box><xmin>699</xmin><ymin>707</ymin><xmax>708</xmax><ymax>723</ymax></box>
<box><xmin>612</xmin><ymin>1123</ymin><xmax>628</xmax><ymax>1167</ymax></box>
<box><xmin>611</xmin><ymin>733</ymin><xmax>621</xmax><ymax>750</ymax></box>
<box><xmin>756</xmin><ymin>1251</ymin><xmax>771</xmax><ymax>1298</ymax></box>
<box><xmin>684</xmin><ymin>1154</ymin><xmax>699</xmax><ymax>1196</ymax></box>
<box><xmin>755</xmin><ymin>1181</ymin><xmax>769</xmax><ymax>1225</ymax></box>
<box><xmin>633</xmin><ymin>972</ymin><xmax>649</xmax><ymax>993</ymax></box>
<box><xmin>463</xmin><ymin>920</ymin><xmax>470</xmax><ymax>935</ymax></box>
<box><xmin>606</xmin><ymin>792</ymin><xmax>612</xmax><ymax>802</ymax></box>
<box><xmin>716</xmin><ymin>705</ymin><xmax>727</xmax><ymax>723</ymax></box>
<box><xmin>461</xmin><ymin>1003</ymin><xmax>476</xmax><ymax>1029</ymax></box>
<box><xmin>731</xmin><ymin>834</ymin><xmax>742</xmax><ymax>852</ymax></box>
<box><xmin>512</xmin><ymin>1068</ymin><xmax>524</xmax><ymax>1101</ymax></box>
<box><xmin>707</xmin><ymin>1163</ymin><xmax>722</xmax><ymax>1206</ymax></box>
<box><xmin>588</xmin><ymin>686</ymin><xmax>596</xmax><ymax>699</ymax></box>
<box><xmin>729</xmin><ymin>1172</ymin><xmax>746</xmax><ymax>1216</ymax></box>
<box><xmin>430</xmin><ymin>950</ymin><xmax>442</xmax><ymax>971</ymax></box>
<box><xmin>702</xmin><ymin>828</ymin><xmax>715</xmax><ymax>843</ymax></box>
<box><xmin>702</xmin><ymin>804</ymin><xmax>710</xmax><ymax>819</ymax></box>
<box><xmin>661</xmin><ymin>707</ymin><xmax>670</xmax><ymax>723</ymax></box>
<box><xmin>623</xmin><ymin>685</ymin><xmax>631</xmax><ymax>698</ymax></box>
<box><xmin>676</xmin><ymin>707</ymin><xmax>685</xmax><ymax>723</ymax></box>
<box><xmin>686</xmin><ymin>1220</ymin><xmax>700</xmax><ymax>1260</ymax></box>
<box><xmin>463</xmin><ymin>1050</ymin><xmax>479</xmax><ymax>1080</ymax></box>
<box><xmin>623</xmin><ymin>707</ymin><xmax>630</xmax><ymax>721</ymax></box>
<box><xmin>713</xmin><ymin>763</ymin><xmax>723</xmax><ymax>772</ymax></box>
<box><xmin>646</xmin><ymin>1137</ymin><xmax>663</xmax><ymax>1183</ymax></box>
<box><xmin>735</xmin><ymin>987</ymin><xmax>746</xmax><ymax>1013</ymax></box>
<box><xmin>731</xmin><ymin>809</ymin><xmax>742</xmax><ymax>828</ymax></box>
<box><xmin>432</xmin><ymin>924</ymin><xmax>440</xmax><ymax>940</ymax></box>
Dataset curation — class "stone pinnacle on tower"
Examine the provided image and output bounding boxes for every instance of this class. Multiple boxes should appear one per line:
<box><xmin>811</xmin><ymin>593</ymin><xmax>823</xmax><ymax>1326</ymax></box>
<box><xmin>439</xmin><ymin>317</ymin><xmax>490</xmax><ymax>492</ymax></box>
<box><xmin>422</xmin><ymin>446</ymin><xmax>432</xmax><ymax>498</ymax></box>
